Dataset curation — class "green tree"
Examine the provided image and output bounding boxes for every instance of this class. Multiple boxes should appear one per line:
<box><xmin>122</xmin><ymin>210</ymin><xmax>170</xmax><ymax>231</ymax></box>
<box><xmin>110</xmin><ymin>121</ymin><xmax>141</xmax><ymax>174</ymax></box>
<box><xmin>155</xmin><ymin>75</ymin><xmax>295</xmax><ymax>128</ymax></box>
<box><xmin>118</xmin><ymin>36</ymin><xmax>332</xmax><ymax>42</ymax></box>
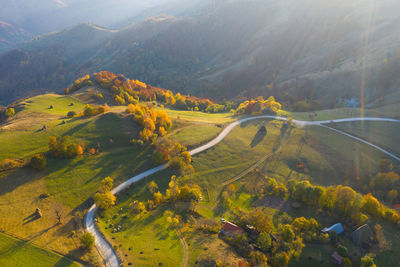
<box><xmin>30</xmin><ymin>154</ymin><xmax>47</xmax><ymax>170</ymax></box>
<box><xmin>241</xmin><ymin>209</ymin><xmax>273</xmax><ymax>233</ymax></box>
<box><xmin>279</xmin><ymin>224</ymin><xmax>295</xmax><ymax>243</ymax></box>
<box><xmin>80</xmin><ymin>233</ymin><xmax>95</xmax><ymax>249</ymax></box>
<box><xmin>256</xmin><ymin>232</ymin><xmax>272</xmax><ymax>252</ymax></box>
<box><xmin>337</xmin><ymin>244</ymin><xmax>348</xmax><ymax>257</ymax></box>
<box><xmin>270</xmin><ymin>252</ymin><xmax>290</xmax><ymax>267</ymax></box>
<box><xmin>248</xmin><ymin>251</ymin><xmax>268</xmax><ymax>266</ymax></box>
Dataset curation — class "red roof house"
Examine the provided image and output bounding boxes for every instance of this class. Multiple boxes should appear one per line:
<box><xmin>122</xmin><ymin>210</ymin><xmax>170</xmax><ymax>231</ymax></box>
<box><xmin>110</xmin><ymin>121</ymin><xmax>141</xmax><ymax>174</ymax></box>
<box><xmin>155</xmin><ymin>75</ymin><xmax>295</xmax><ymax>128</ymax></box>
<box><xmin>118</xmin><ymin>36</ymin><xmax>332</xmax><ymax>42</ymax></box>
<box><xmin>220</xmin><ymin>221</ymin><xmax>245</xmax><ymax>237</ymax></box>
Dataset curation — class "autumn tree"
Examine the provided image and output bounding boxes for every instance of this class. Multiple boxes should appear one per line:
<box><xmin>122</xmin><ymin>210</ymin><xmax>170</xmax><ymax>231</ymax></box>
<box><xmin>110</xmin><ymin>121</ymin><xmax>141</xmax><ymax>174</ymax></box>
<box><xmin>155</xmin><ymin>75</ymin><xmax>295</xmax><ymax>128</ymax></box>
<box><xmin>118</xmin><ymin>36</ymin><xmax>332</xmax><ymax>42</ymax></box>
<box><xmin>94</xmin><ymin>177</ymin><xmax>116</xmax><ymax>209</ymax></box>
<box><xmin>99</xmin><ymin>177</ymin><xmax>114</xmax><ymax>193</ymax></box>
<box><xmin>360</xmin><ymin>256</ymin><xmax>376</xmax><ymax>267</ymax></box>
<box><xmin>148</xmin><ymin>181</ymin><xmax>158</xmax><ymax>194</ymax></box>
<box><xmin>6</xmin><ymin>108</ymin><xmax>15</xmax><ymax>117</ymax></box>
<box><xmin>361</xmin><ymin>194</ymin><xmax>382</xmax><ymax>217</ymax></box>
<box><xmin>48</xmin><ymin>136</ymin><xmax>82</xmax><ymax>158</ymax></box>
<box><xmin>94</xmin><ymin>192</ymin><xmax>116</xmax><ymax>209</ymax></box>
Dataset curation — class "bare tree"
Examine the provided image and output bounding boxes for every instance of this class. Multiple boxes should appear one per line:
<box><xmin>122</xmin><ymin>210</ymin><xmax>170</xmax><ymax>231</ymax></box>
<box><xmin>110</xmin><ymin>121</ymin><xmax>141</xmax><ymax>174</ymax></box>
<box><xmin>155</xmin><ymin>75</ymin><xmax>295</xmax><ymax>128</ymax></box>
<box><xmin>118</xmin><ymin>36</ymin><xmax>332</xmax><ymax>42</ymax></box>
<box><xmin>53</xmin><ymin>204</ymin><xmax>63</xmax><ymax>224</ymax></box>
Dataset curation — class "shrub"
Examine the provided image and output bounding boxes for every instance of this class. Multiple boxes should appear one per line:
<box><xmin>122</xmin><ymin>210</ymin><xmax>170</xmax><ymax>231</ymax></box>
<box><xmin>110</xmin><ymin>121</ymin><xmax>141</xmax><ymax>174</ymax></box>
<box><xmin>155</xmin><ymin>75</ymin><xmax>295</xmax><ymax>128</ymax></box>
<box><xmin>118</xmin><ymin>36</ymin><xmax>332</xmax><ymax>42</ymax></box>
<box><xmin>0</xmin><ymin>159</ymin><xmax>20</xmax><ymax>171</ymax></box>
<box><xmin>67</xmin><ymin>111</ymin><xmax>76</xmax><ymax>118</ymax></box>
<box><xmin>337</xmin><ymin>244</ymin><xmax>348</xmax><ymax>257</ymax></box>
<box><xmin>360</xmin><ymin>256</ymin><xmax>376</xmax><ymax>267</ymax></box>
<box><xmin>80</xmin><ymin>233</ymin><xmax>95</xmax><ymax>249</ymax></box>
<box><xmin>30</xmin><ymin>154</ymin><xmax>47</xmax><ymax>170</ymax></box>
<box><xmin>6</xmin><ymin>108</ymin><xmax>15</xmax><ymax>117</ymax></box>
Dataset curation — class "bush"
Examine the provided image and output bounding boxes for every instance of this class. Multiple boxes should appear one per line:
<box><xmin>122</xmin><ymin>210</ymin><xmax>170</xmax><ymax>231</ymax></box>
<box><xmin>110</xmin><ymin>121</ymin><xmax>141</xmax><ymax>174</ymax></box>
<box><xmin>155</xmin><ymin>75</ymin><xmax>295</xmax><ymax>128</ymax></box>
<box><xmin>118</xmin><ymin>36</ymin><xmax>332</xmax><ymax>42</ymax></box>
<box><xmin>6</xmin><ymin>108</ymin><xmax>15</xmax><ymax>117</ymax></box>
<box><xmin>0</xmin><ymin>159</ymin><xmax>20</xmax><ymax>171</ymax></box>
<box><xmin>360</xmin><ymin>256</ymin><xmax>376</xmax><ymax>267</ymax></box>
<box><xmin>67</xmin><ymin>111</ymin><xmax>76</xmax><ymax>118</ymax></box>
<box><xmin>80</xmin><ymin>233</ymin><xmax>95</xmax><ymax>249</ymax></box>
<box><xmin>30</xmin><ymin>154</ymin><xmax>47</xmax><ymax>170</ymax></box>
<box><xmin>337</xmin><ymin>244</ymin><xmax>348</xmax><ymax>257</ymax></box>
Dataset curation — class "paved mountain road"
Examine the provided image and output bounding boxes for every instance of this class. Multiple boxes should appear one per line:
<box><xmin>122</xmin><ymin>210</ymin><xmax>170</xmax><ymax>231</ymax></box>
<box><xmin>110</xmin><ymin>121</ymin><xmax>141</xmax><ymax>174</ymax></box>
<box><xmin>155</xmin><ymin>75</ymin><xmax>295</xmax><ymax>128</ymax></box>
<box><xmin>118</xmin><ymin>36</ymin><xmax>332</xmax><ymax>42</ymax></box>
<box><xmin>85</xmin><ymin>115</ymin><xmax>400</xmax><ymax>267</ymax></box>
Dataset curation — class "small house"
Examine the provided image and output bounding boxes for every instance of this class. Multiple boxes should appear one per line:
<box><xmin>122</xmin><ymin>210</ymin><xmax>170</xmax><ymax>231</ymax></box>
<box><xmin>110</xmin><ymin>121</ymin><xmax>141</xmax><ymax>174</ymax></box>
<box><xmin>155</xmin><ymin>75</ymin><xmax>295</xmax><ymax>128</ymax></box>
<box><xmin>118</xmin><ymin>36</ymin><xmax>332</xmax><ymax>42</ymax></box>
<box><xmin>352</xmin><ymin>224</ymin><xmax>373</xmax><ymax>247</ymax></box>
<box><xmin>331</xmin><ymin>251</ymin><xmax>343</xmax><ymax>265</ymax></box>
<box><xmin>220</xmin><ymin>221</ymin><xmax>245</xmax><ymax>237</ymax></box>
<box><xmin>321</xmin><ymin>223</ymin><xmax>344</xmax><ymax>235</ymax></box>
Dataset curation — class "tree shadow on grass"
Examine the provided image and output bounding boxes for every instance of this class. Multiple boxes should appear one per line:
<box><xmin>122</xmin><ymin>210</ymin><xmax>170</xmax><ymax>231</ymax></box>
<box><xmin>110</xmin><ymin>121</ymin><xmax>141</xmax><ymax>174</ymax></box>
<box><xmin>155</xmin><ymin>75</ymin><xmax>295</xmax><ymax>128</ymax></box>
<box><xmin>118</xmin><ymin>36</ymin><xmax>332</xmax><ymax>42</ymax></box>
<box><xmin>61</xmin><ymin>120</ymin><xmax>91</xmax><ymax>137</ymax></box>
<box><xmin>250</xmin><ymin>128</ymin><xmax>267</xmax><ymax>147</ymax></box>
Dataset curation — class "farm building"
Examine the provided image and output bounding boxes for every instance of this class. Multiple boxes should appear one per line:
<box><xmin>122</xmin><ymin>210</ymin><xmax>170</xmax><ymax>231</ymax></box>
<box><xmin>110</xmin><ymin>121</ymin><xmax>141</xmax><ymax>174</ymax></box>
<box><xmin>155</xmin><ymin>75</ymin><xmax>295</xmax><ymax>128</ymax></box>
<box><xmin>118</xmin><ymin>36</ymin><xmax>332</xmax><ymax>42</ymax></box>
<box><xmin>352</xmin><ymin>224</ymin><xmax>373</xmax><ymax>247</ymax></box>
<box><xmin>331</xmin><ymin>251</ymin><xmax>343</xmax><ymax>265</ymax></box>
<box><xmin>321</xmin><ymin>223</ymin><xmax>344</xmax><ymax>235</ymax></box>
<box><xmin>220</xmin><ymin>221</ymin><xmax>245</xmax><ymax>237</ymax></box>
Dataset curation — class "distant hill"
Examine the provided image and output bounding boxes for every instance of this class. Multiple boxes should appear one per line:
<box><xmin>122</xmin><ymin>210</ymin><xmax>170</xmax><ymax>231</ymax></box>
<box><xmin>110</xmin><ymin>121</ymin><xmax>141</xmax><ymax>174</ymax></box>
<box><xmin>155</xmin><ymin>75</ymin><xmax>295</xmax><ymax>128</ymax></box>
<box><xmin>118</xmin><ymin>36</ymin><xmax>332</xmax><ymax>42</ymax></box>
<box><xmin>0</xmin><ymin>0</ymin><xmax>175</xmax><ymax>34</ymax></box>
<box><xmin>1</xmin><ymin>0</ymin><xmax>400</xmax><ymax>107</ymax></box>
<box><xmin>0</xmin><ymin>21</ymin><xmax>33</xmax><ymax>55</ymax></box>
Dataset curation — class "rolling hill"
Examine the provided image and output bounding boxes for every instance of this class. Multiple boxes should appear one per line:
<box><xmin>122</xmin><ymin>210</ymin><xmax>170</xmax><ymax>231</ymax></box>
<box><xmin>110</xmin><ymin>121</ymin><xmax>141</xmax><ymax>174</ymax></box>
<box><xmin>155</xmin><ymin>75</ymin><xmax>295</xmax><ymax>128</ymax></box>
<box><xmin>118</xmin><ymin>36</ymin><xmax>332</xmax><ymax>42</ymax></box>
<box><xmin>0</xmin><ymin>21</ymin><xmax>33</xmax><ymax>55</ymax></box>
<box><xmin>1</xmin><ymin>0</ymin><xmax>400</xmax><ymax>108</ymax></box>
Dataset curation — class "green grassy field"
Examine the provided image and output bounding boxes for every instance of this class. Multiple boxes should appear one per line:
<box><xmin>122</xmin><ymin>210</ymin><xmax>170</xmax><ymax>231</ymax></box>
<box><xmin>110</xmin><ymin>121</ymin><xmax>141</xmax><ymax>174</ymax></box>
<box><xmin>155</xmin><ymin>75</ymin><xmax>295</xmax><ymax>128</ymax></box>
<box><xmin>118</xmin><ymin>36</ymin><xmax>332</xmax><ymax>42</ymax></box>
<box><xmin>98</xmin><ymin>204</ymin><xmax>183</xmax><ymax>266</ymax></box>
<box><xmin>170</xmin><ymin>123</ymin><xmax>223</xmax><ymax>149</ymax></box>
<box><xmin>330</xmin><ymin>120</ymin><xmax>400</xmax><ymax>155</ymax></box>
<box><xmin>0</xmin><ymin>232</ymin><xmax>80</xmax><ymax>267</ymax></box>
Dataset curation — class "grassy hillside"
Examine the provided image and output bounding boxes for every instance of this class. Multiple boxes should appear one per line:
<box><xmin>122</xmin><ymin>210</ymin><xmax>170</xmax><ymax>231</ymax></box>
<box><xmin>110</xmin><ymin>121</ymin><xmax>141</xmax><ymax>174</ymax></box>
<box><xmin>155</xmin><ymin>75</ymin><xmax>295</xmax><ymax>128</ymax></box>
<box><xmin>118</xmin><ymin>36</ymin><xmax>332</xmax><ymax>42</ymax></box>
<box><xmin>0</xmin><ymin>232</ymin><xmax>80</xmax><ymax>267</ymax></box>
<box><xmin>1</xmin><ymin>90</ymin><xmax>398</xmax><ymax>266</ymax></box>
<box><xmin>0</xmin><ymin>94</ymin><xmax>163</xmax><ymax>263</ymax></box>
<box><xmin>0</xmin><ymin>92</ymin><xmax>236</xmax><ymax>264</ymax></box>
<box><xmin>97</xmin><ymin>115</ymin><xmax>400</xmax><ymax>266</ymax></box>
<box><xmin>331</xmin><ymin>121</ymin><xmax>400</xmax><ymax>155</ymax></box>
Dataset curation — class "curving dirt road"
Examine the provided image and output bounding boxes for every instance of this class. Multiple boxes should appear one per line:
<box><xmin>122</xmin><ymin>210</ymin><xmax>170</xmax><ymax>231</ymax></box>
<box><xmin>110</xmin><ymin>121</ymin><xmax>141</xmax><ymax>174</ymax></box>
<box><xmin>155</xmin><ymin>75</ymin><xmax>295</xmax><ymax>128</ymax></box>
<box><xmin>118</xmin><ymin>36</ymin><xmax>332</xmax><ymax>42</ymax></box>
<box><xmin>85</xmin><ymin>115</ymin><xmax>400</xmax><ymax>267</ymax></box>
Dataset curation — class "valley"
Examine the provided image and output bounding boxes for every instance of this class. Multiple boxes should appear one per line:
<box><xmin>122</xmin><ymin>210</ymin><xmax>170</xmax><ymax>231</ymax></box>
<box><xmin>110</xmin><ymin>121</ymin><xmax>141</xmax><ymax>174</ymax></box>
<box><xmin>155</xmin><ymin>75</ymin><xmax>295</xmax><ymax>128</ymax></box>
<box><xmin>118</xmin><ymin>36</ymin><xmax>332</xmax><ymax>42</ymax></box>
<box><xmin>0</xmin><ymin>75</ymin><xmax>399</xmax><ymax>266</ymax></box>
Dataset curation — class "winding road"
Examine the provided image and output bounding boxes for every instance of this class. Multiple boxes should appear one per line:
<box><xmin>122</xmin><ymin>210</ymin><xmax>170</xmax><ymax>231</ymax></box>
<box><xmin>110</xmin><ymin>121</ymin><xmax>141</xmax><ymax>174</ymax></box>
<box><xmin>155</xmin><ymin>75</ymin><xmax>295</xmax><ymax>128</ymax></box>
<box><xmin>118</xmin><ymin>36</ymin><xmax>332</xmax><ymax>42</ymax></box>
<box><xmin>85</xmin><ymin>115</ymin><xmax>400</xmax><ymax>267</ymax></box>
